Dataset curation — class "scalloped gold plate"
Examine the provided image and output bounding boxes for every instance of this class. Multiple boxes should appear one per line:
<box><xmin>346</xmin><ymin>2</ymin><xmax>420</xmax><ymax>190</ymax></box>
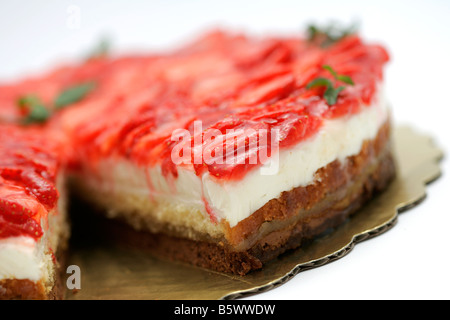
<box><xmin>66</xmin><ymin>125</ymin><xmax>443</xmax><ymax>300</ymax></box>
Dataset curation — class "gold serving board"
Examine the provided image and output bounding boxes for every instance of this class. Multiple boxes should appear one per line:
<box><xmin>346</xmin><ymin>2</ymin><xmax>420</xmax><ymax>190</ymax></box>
<box><xmin>66</xmin><ymin>125</ymin><xmax>444</xmax><ymax>300</ymax></box>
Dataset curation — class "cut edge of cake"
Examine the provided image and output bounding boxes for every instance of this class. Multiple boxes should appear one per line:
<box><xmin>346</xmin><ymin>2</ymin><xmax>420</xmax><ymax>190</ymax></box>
<box><xmin>69</xmin><ymin>86</ymin><xmax>395</xmax><ymax>275</ymax></box>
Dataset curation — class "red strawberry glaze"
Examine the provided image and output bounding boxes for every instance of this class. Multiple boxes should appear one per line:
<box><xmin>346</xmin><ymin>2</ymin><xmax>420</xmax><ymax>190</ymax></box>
<box><xmin>0</xmin><ymin>30</ymin><xmax>389</xmax><ymax>191</ymax></box>
<box><xmin>0</xmin><ymin>125</ymin><xmax>60</xmax><ymax>240</ymax></box>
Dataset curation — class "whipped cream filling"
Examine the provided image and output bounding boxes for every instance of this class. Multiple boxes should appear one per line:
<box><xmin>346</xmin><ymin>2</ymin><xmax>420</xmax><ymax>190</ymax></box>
<box><xmin>83</xmin><ymin>86</ymin><xmax>389</xmax><ymax>229</ymax></box>
<box><xmin>0</xmin><ymin>236</ymin><xmax>48</xmax><ymax>281</ymax></box>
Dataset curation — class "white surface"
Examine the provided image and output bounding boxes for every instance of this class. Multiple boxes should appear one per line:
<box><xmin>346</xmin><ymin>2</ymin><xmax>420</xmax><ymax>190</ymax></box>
<box><xmin>1</xmin><ymin>0</ymin><xmax>449</xmax><ymax>300</ymax></box>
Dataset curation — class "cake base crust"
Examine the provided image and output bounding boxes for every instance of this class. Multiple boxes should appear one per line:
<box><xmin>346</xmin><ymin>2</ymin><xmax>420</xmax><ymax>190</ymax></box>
<box><xmin>0</xmin><ymin>278</ymin><xmax>62</xmax><ymax>300</ymax></box>
<box><xmin>0</xmin><ymin>239</ymin><xmax>69</xmax><ymax>300</ymax></box>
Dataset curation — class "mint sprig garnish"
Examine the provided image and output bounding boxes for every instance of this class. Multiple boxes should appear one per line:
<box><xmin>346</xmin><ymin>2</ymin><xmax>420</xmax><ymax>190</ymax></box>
<box><xmin>306</xmin><ymin>65</ymin><xmax>354</xmax><ymax>105</ymax></box>
<box><xmin>17</xmin><ymin>95</ymin><xmax>51</xmax><ymax>125</ymax></box>
<box><xmin>86</xmin><ymin>37</ymin><xmax>111</xmax><ymax>61</ymax></box>
<box><xmin>24</xmin><ymin>104</ymin><xmax>51</xmax><ymax>124</ymax></box>
<box><xmin>17</xmin><ymin>95</ymin><xmax>41</xmax><ymax>109</ymax></box>
<box><xmin>54</xmin><ymin>82</ymin><xmax>96</xmax><ymax>109</ymax></box>
<box><xmin>306</xmin><ymin>22</ymin><xmax>358</xmax><ymax>48</ymax></box>
<box><xmin>322</xmin><ymin>65</ymin><xmax>354</xmax><ymax>85</ymax></box>
<box><xmin>16</xmin><ymin>81</ymin><xmax>96</xmax><ymax>125</ymax></box>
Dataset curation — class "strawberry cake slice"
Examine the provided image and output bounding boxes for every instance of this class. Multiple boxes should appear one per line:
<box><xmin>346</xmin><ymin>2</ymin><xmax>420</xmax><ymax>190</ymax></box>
<box><xmin>61</xmin><ymin>30</ymin><xmax>394</xmax><ymax>275</ymax></box>
<box><xmin>0</xmin><ymin>26</ymin><xmax>395</xmax><ymax>287</ymax></box>
<box><xmin>0</xmin><ymin>125</ymin><xmax>68</xmax><ymax>299</ymax></box>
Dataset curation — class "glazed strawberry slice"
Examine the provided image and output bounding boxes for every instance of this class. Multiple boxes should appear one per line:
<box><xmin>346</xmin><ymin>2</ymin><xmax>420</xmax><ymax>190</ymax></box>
<box><xmin>0</xmin><ymin>124</ymin><xmax>60</xmax><ymax>241</ymax></box>
<box><xmin>0</xmin><ymin>183</ymin><xmax>45</xmax><ymax>240</ymax></box>
<box><xmin>0</xmin><ymin>197</ymin><xmax>31</xmax><ymax>225</ymax></box>
<box><xmin>0</xmin><ymin>167</ymin><xmax>23</xmax><ymax>181</ymax></box>
<box><xmin>0</xmin><ymin>214</ymin><xmax>43</xmax><ymax>240</ymax></box>
<box><xmin>235</xmin><ymin>74</ymin><xmax>296</xmax><ymax>107</ymax></box>
<box><xmin>270</xmin><ymin>112</ymin><xmax>322</xmax><ymax>148</ymax></box>
<box><xmin>231</xmin><ymin>39</ymin><xmax>286</xmax><ymax>69</ymax></box>
<box><xmin>4</xmin><ymin>146</ymin><xmax>59</xmax><ymax>182</ymax></box>
<box><xmin>20</xmin><ymin>170</ymin><xmax>58</xmax><ymax>210</ymax></box>
<box><xmin>0</xmin><ymin>167</ymin><xmax>58</xmax><ymax>210</ymax></box>
<box><xmin>116</xmin><ymin>113</ymin><xmax>157</xmax><ymax>156</ymax></box>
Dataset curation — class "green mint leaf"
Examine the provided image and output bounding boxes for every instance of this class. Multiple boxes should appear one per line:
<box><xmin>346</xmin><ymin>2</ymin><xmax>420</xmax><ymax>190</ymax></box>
<box><xmin>336</xmin><ymin>75</ymin><xmax>355</xmax><ymax>85</ymax></box>
<box><xmin>306</xmin><ymin>77</ymin><xmax>333</xmax><ymax>90</ymax></box>
<box><xmin>307</xmin><ymin>65</ymin><xmax>353</xmax><ymax>106</ymax></box>
<box><xmin>306</xmin><ymin>21</ymin><xmax>359</xmax><ymax>48</ymax></box>
<box><xmin>54</xmin><ymin>82</ymin><xmax>96</xmax><ymax>109</ymax></box>
<box><xmin>323</xmin><ymin>65</ymin><xmax>355</xmax><ymax>85</ymax></box>
<box><xmin>306</xmin><ymin>24</ymin><xmax>319</xmax><ymax>42</ymax></box>
<box><xmin>22</xmin><ymin>104</ymin><xmax>50</xmax><ymax>125</ymax></box>
<box><xmin>322</xmin><ymin>65</ymin><xmax>338</xmax><ymax>79</ymax></box>
<box><xmin>323</xmin><ymin>86</ymin><xmax>345</xmax><ymax>105</ymax></box>
<box><xmin>17</xmin><ymin>95</ymin><xmax>42</xmax><ymax>109</ymax></box>
<box><xmin>16</xmin><ymin>80</ymin><xmax>97</xmax><ymax>125</ymax></box>
<box><xmin>86</xmin><ymin>37</ymin><xmax>111</xmax><ymax>60</ymax></box>
<box><xmin>17</xmin><ymin>94</ymin><xmax>50</xmax><ymax>125</ymax></box>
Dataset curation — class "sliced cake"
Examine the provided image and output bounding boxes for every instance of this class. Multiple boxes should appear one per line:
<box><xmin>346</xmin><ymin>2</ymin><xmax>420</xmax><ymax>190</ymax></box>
<box><xmin>60</xmin><ymin>30</ymin><xmax>394</xmax><ymax>274</ymax></box>
<box><xmin>0</xmin><ymin>28</ymin><xmax>394</xmax><ymax>281</ymax></box>
<box><xmin>0</xmin><ymin>125</ymin><xmax>69</xmax><ymax>299</ymax></box>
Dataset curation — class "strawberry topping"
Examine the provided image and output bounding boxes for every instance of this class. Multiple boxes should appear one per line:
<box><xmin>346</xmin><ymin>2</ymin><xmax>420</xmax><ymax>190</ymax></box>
<box><xmin>0</xmin><ymin>125</ymin><xmax>59</xmax><ymax>240</ymax></box>
<box><xmin>0</xmin><ymin>30</ymin><xmax>389</xmax><ymax>232</ymax></box>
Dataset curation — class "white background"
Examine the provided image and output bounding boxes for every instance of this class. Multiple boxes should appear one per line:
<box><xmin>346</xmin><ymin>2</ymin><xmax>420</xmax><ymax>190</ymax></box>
<box><xmin>1</xmin><ymin>0</ymin><xmax>449</xmax><ymax>300</ymax></box>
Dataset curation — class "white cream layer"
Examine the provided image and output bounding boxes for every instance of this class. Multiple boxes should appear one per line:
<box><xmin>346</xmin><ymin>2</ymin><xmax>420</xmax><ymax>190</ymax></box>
<box><xmin>81</xmin><ymin>86</ymin><xmax>389</xmax><ymax>228</ymax></box>
<box><xmin>0</xmin><ymin>236</ymin><xmax>49</xmax><ymax>281</ymax></box>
